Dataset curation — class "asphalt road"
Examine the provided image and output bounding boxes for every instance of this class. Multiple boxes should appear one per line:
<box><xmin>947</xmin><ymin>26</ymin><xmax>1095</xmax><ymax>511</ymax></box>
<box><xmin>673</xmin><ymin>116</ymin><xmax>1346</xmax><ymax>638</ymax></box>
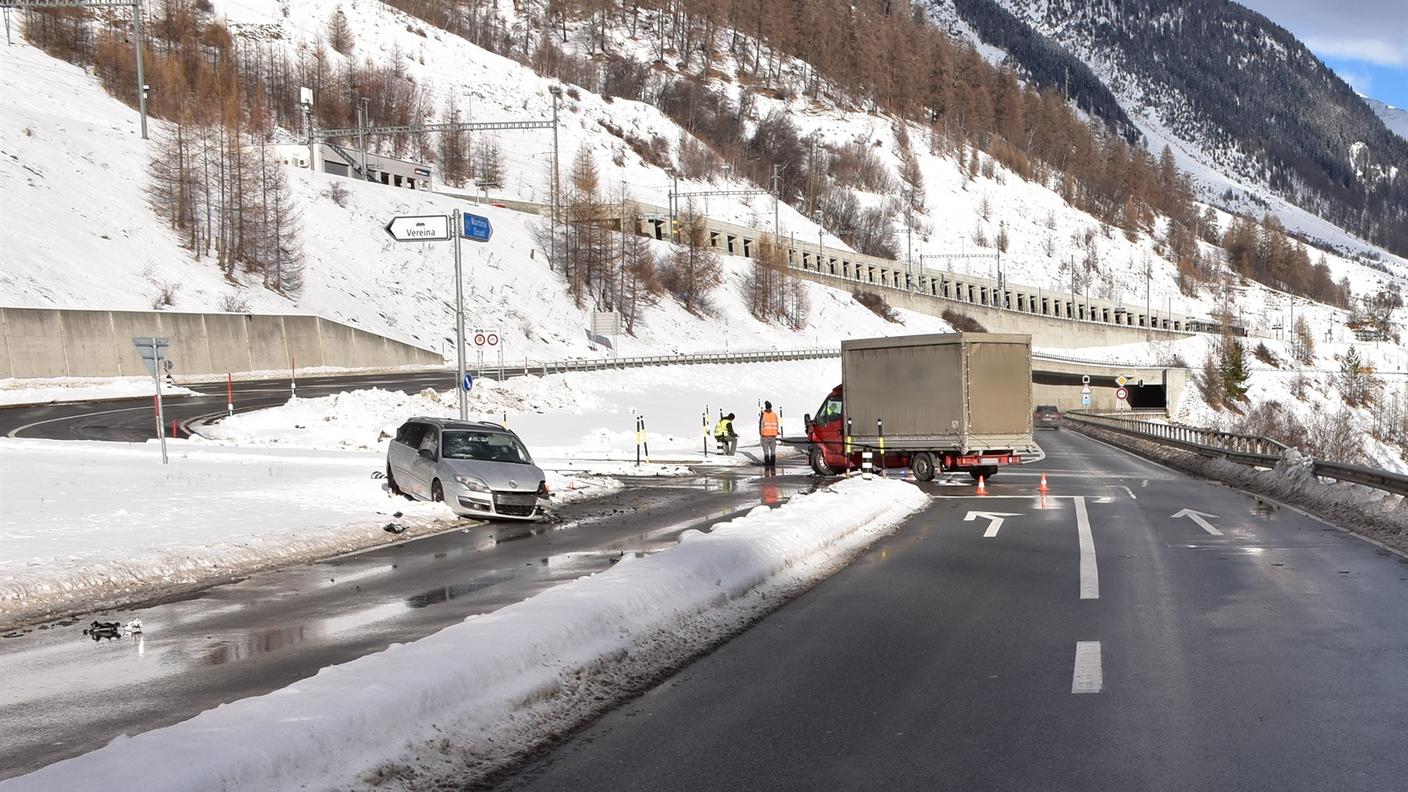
<box><xmin>0</xmin><ymin>370</ymin><xmax>461</xmax><ymax>441</ymax></box>
<box><xmin>493</xmin><ymin>429</ymin><xmax>1408</xmax><ymax>792</ymax></box>
<box><xmin>0</xmin><ymin>463</ymin><xmax>818</xmax><ymax>779</ymax></box>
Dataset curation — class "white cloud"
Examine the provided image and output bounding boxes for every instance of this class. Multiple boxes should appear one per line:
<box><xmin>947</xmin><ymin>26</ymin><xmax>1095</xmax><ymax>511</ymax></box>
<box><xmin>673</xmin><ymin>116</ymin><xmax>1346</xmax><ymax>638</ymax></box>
<box><xmin>1239</xmin><ymin>0</ymin><xmax>1408</xmax><ymax>66</ymax></box>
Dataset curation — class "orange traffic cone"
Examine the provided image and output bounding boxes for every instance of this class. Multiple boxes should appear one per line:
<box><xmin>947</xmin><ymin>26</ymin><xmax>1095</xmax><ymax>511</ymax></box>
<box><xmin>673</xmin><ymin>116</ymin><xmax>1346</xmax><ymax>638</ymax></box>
<box><xmin>1039</xmin><ymin>474</ymin><xmax>1049</xmax><ymax>493</ymax></box>
<box><xmin>976</xmin><ymin>475</ymin><xmax>988</xmax><ymax>495</ymax></box>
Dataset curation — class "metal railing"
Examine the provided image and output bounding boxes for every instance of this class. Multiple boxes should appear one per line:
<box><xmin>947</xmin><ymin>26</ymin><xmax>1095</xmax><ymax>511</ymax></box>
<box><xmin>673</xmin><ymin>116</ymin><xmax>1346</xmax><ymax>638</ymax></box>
<box><xmin>467</xmin><ymin>347</ymin><xmax>839</xmax><ymax>379</ymax></box>
<box><xmin>1065</xmin><ymin>411</ymin><xmax>1408</xmax><ymax>496</ymax></box>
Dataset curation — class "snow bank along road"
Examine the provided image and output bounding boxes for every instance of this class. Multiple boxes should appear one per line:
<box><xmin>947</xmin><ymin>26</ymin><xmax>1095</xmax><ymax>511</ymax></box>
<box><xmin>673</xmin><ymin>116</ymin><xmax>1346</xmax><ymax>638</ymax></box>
<box><xmin>0</xmin><ymin>475</ymin><xmax>925</xmax><ymax>791</ymax></box>
<box><xmin>492</xmin><ymin>430</ymin><xmax>1408</xmax><ymax>792</ymax></box>
<box><xmin>0</xmin><ymin>465</ymin><xmax>822</xmax><ymax>779</ymax></box>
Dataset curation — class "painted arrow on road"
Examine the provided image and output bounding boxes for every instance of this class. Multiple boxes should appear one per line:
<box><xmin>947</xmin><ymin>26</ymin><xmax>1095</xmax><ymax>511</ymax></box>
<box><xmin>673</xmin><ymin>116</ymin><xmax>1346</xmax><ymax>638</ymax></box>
<box><xmin>1171</xmin><ymin>508</ymin><xmax>1222</xmax><ymax>535</ymax></box>
<box><xmin>965</xmin><ymin>511</ymin><xmax>1021</xmax><ymax>538</ymax></box>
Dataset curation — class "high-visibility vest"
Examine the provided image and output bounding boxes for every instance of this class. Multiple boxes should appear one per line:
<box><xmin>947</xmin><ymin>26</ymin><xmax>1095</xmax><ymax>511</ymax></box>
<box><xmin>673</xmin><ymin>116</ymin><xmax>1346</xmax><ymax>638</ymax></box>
<box><xmin>714</xmin><ymin>418</ymin><xmax>732</xmax><ymax>437</ymax></box>
<box><xmin>760</xmin><ymin>411</ymin><xmax>779</xmax><ymax>437</ymax></box>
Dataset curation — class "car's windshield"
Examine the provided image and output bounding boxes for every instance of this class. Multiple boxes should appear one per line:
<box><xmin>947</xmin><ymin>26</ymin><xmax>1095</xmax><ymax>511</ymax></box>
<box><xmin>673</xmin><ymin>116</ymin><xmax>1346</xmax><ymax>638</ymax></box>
<box><xmin>441</xmin><ymin>431</ymin><xmax>533</xmax><ymax>464</ymax></box>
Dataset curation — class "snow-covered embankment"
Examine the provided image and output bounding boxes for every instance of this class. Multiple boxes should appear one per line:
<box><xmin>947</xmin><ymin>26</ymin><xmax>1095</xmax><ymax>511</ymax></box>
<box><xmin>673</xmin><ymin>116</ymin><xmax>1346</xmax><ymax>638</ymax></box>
<box><xmin>3</xmin><ymin>477</ymin><xmax>928</xmax><ymax>792</ymax></box>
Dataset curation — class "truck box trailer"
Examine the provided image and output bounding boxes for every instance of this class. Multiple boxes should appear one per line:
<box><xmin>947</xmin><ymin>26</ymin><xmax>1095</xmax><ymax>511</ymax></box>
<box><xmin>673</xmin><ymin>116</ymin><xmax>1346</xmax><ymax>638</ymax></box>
<box><xmin>803</xmin><ymin>333</ymin><xmax>1036</xmax><ymax>480</ymax></box>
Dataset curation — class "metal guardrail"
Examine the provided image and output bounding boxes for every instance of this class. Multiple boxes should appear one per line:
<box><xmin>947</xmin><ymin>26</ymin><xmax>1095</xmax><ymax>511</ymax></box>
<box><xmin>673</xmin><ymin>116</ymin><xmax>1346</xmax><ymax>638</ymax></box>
<box><xmin>466</xmin><ymin>347</ymin><xmax>840</xmax><ymax>378</ymax></box>
<box><xmin>1065</xmin><ymin>411</ymin><xmax>1408</xmax><ymax>497</ymax></box>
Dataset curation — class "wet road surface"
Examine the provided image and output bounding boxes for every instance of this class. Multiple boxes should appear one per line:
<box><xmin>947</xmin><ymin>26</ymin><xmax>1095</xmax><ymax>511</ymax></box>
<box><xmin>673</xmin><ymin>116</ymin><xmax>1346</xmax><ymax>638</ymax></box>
<box><xmin>0</xmin><ymin>465</ymin><xmax>817</xmax><ymax>779</ymax></box>
<box><xmin>492</xmin><ymin>429</ymin><xmax>1408</xmax><ymax>792</ymax></box>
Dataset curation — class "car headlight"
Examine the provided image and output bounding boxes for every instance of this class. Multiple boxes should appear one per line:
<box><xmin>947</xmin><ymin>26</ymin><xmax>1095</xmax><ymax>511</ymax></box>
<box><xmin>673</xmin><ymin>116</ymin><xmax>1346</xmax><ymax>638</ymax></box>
<box><xmin>454</xmin><ymin>475</ymin><xmax>490</xmax><ymax>492</ymax></box>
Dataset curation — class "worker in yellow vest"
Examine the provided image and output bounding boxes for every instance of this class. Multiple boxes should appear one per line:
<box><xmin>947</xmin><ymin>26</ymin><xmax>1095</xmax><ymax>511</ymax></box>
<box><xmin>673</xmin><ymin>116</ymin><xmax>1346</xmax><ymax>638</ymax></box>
<box><xmin>714</xmin><ymin>413</ymin><xmax>738</xmax><ymax>455</ymax></box>
<box><xmin>759</xmin><ymin>401</ymin><xmax>780</xmax><ymax>473</ymax></box>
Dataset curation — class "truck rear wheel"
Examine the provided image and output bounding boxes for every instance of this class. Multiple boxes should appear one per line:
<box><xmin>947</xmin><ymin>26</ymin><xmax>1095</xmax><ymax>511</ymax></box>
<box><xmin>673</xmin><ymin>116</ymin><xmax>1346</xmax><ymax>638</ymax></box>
<box><xmin>911</xmin><ymin>452</ymin><xmax>935</xmax><ymax>482</ymax></box>
<box><xmin>809</xmin><ymin>447</ymin><xmax>835</xmax><ymax>476</ymax></box>
<box><xmin>968</xmin><ymin>467</ymin><xmax>998</xmax><ymax>481</ymax></box>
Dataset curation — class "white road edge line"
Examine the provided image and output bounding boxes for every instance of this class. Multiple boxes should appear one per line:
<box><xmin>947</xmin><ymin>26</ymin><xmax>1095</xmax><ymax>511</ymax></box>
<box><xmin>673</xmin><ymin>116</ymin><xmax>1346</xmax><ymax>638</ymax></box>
<box><xmin>1075</xmin><ymin>495</ymin><xmax>1099</xmax><ymax>600</ymax></box>
<box><xmin>1073</xmin><ymin>641</ymin><xmax>1103</xmax><ymax>693</ymax></box>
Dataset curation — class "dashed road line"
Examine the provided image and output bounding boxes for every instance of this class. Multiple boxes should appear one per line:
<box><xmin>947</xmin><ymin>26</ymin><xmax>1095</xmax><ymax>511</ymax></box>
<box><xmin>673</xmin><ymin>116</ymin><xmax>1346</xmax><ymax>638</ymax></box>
<box><xmin>1075</xmin><ymin>495</ymin><xmax>1099</xmax><ymax>600</ymax></box>
<box><xmin>1072</xmin><ymin>641</ymin><xmax>1103</xmax><ymax>693</ymax></box>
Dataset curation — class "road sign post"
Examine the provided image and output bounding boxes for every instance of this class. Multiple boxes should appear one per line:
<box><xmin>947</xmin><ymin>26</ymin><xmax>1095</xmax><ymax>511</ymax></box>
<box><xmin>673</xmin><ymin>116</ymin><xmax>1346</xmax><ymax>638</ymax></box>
<box><xmin>133</xmin><ymin>336</ymin><xmax>170</xmax><ymax>464</ymax></box>
<box><xmin>384</xmin><ymin>212</ymin><xmax>467</xmax><ymax>419</ymax></box>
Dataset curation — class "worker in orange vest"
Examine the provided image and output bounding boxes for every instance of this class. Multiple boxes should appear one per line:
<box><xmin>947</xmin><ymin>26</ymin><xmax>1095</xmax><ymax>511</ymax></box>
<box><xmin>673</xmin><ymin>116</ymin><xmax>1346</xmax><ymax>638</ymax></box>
<box><xmin>759</xmin><ymin>401</ymin><xmax>780</xmax><ymax>473</ymax></box>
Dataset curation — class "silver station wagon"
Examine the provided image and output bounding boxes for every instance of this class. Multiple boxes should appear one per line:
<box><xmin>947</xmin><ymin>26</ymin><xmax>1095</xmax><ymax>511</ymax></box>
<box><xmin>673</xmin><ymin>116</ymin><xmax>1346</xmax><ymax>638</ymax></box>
<box><xmin>386</xmin><ymin>417</ymin><xmax>547</xmax><ymax>520</ymax></box>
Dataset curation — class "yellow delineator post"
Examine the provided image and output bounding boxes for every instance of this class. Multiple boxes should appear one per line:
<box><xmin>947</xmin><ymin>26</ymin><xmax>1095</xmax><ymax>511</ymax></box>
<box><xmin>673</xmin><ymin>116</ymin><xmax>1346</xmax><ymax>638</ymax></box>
<box><xmin>877</xmin><ymin>417</ymin><xmax>885</xmax><ymax>477</ymax></box>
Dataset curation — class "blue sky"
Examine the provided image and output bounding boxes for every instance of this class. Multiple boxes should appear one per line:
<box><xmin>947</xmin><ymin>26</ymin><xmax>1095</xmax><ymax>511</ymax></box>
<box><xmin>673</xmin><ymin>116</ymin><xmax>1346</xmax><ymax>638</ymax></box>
<box><xmin>1239</xmin><ymin>0</ymin><xmax>1408</xmax><ymax>109</ymax></box>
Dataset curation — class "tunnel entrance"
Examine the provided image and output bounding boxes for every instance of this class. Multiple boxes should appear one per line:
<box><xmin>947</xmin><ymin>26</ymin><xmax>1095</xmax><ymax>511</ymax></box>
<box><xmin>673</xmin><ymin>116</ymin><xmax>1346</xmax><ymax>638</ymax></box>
<box><xmin>1126</xmin><ymin>383</ymin><xmax>1166</xmax><ymax>410</ymax></box>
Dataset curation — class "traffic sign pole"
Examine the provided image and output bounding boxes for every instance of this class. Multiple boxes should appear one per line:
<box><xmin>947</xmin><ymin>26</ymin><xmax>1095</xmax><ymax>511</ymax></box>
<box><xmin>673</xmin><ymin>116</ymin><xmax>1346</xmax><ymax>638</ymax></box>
<box><xmin>453</xmin><ymin>208</ymin><xmax>467</xmax><ymax>421</ymax></box>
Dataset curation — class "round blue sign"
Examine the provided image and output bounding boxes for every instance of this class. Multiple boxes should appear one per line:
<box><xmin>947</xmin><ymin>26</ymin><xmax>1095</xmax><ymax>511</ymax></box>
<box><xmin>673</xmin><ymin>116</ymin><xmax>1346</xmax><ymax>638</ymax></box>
<box><xmin>462</xmin><ymin>373</ymin><xmax>474</xmax><ymax>392</ymax></box>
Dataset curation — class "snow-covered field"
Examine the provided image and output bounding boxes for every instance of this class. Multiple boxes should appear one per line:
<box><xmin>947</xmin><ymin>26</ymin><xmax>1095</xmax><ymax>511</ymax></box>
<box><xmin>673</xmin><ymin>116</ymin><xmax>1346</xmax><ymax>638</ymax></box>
<box><xmin>0</xmin><ymin>376</ymin><xmax>196</xmax><ymax>407</ymax></box>
<box><xmin>0</xmin><ymin>476</ymin><xmax>927</xmax><ymax>792</ymax></box>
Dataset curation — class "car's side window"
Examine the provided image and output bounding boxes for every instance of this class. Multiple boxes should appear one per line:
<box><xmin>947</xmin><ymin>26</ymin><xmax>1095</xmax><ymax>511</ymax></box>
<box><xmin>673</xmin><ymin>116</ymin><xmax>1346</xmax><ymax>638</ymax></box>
<box><xmin>417</xmin><ymin>427</ymin><xmax>439</xmax><ymax>458</ymax></box>
<box><xmin>817</xmin><ymin>397</ymin><xmax>843</xmax><ymax>424</ymax></box>
<box><xmin>395</xmin><ymin>422</ymin><xmax>424</xmax><ymax>447</ymax></box>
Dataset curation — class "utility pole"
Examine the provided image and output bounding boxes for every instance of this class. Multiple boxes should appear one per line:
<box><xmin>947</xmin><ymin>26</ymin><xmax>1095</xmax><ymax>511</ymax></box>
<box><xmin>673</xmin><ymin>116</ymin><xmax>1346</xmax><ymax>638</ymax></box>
<box><xmin>905</xmin><ymin>189</ymin><xmax>913</xmax><ymax>290</ymax></box>
<box><xmin>551</xmin><ymin>87</ymin><xmax>561</xmax><ymax>271</ymax></box>
<box><xmin>301</xmin><ymin>86</ymin><xmax>315</xmax><ymax>172</ymax></box>
<box><xmin>133</xmin><ymin>0</ymin><xmax>147</xmax><ymax>140</ymax></box>
<box><xmin>358</xmin><ymin>97</ymin><xmax>369</xmax><ymax>180</ymax></box>
<box><xmin>452</xmin><ymin>208</ymin><xmax>467</xmax><ymax>421</ymax></box>
<box><xmin>772</xmin><ymin>163</ymin><xmax>781</xmax><ymax>240</ymax></box>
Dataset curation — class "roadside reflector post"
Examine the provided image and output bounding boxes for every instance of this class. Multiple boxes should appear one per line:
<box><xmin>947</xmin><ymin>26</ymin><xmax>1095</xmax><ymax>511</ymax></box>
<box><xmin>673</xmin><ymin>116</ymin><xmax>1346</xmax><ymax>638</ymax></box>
<box><xmin>877</xmin><ymin>418</ymin><xmax>885</xmax><ymax>477</ymax></box>
<box><xmin>290</xmin><ymin>355</ymin><xmax>297</xmax><ymax>398</ymax></box>
<box><xmin>845</xmin><ymin>417</ymin><xmax>853</xmax><ymax>475</ymax></box>
<box><xmin>861</xmin><ymin>450</ymin><xmax>873</xmax><ymax>480</ymax></box>
<box><xmin>642</xmin><ymin>415</ymin><xmax>650</xmax><ymax>463</ymax></box>
<box><xmin>703</xmin><ymin>407</ymin><xmax>709</xmax><ymax>457</ymax></box>
<box><xmin>635</xmin><ymin>415</ymin><xmax>643</xmax><ymax>467</ymax></box>
<box><xmin>226</xmin><ymin>373</ymin><xmax>234</xmax><ymax>416</ymax></box>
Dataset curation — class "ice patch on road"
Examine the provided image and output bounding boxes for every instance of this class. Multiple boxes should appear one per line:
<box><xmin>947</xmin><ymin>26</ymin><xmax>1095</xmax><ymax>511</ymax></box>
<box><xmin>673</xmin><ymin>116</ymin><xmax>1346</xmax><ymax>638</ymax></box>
<box><xmin>0</xmin><ymin>477</ymin><xmax>928</xmax><ymax>792</ymax></box>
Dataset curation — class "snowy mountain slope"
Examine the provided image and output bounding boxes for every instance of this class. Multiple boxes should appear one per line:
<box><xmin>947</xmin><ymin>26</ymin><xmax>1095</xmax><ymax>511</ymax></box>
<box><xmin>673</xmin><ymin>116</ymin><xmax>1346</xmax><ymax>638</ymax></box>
<box><xmin>1369</xmin><ymin>97</ymin><xmax>1408</xmax><ymax>143</ymax></box>
<box><xmin>0</xmin><ymin>37</ymin><xmax>954</xmax><ymax>362</ymax></box>
<box><xmin>926</xmin><ymin>0</ymin><xmax>1408</xmax><ymax>269</ymax></box>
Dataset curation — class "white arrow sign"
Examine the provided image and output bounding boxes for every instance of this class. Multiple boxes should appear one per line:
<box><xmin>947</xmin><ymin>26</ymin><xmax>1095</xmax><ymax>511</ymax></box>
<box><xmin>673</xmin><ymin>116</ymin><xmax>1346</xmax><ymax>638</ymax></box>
<box><xmin>1171</xmin><ymin>508</ymin><xmax>1222</xmax><ymax>535</ymax></box>
<box><xmin>966</xmin><ymin>510</ymin><xmax>1021</xmax><ymax>538</ymax></box>
<box><xmin>385</xmin><ymin>214</ymin><xmax>451</xmax><ymax>242</ymax></box>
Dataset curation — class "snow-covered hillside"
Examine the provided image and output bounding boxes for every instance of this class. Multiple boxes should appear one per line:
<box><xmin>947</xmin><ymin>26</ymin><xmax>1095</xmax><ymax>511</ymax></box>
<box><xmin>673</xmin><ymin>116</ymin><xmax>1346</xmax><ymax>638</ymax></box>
<box><xmin>1369</xmin><ymin>97</ymin><xmax>1408</xmax><ymax>143</ymax></box>
<box><xmin>926</xmin><ymin>0</ymin><xmax>1408</xmax><ymax>273</ymax></box>
<box><xmin>0</xmin><ymin>38</ymin><xmax>954</xmax><ymax>360</ymax></box>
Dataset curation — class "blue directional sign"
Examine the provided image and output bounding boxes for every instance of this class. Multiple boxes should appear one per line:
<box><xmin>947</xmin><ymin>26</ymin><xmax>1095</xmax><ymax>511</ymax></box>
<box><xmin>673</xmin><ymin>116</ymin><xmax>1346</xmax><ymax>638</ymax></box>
<box><xmin>462</xmin><ymin>372</ymin><xmax>474</xmax><ymax>392</ymax></box>
<box><xmin>462</xmin><ymin>212</ymin><xmax>493</xmax><ymax>243</ymax></box>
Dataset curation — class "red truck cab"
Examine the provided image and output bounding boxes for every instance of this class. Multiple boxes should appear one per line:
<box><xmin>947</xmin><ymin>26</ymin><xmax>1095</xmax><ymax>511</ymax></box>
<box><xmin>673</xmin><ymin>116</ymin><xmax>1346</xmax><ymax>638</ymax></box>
<box><xmin>804</xmin><ymin>384</ymin><xmax>1023</xmax><ymax>480</ymax></box>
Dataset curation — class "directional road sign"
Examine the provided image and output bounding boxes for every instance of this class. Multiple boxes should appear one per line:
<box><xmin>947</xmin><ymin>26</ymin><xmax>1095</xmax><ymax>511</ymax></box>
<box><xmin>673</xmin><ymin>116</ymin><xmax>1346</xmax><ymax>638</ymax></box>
<box><xmin>385</xmin><ymin>214</ymin><xmax>451</xmax><ymax>242</ymax></box>
<box><xmin>462</xmin><ymin>212</ymin><xmax>493</xmax><ymax>243</ymax></box>
<box><xmin>462</xmin><ymin>372</ymin><xmax>474</xmax><ymax>392</ymax></box>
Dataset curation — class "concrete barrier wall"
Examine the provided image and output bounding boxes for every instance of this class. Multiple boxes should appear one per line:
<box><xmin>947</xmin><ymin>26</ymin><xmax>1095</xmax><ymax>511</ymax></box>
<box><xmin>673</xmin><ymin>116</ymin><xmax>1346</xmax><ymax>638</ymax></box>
<box><xmin>0</xmin><ymin>307</ymin><xmax>443</xmax><ymax>379</ymax></box>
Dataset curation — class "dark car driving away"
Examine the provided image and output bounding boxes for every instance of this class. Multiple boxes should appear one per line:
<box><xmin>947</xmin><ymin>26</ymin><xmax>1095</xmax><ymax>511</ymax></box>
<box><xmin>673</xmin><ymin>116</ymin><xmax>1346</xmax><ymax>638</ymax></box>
<box><xmin>1034</xmin><ymin>405</ymin><xmax>1062</xmax><ymax>430</ymax></box>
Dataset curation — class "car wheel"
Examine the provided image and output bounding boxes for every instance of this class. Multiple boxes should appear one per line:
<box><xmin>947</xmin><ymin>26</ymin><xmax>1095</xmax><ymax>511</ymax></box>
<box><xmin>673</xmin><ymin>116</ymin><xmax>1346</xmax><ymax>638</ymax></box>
<box><xmin>809</xmin><ymin>447</ymin><xmax>835</xmax><ymax>476</ymax></box>
<box><xmin>431</xmin><ymin>479</ymin><xmax>445</xmax><ymax>504</ymax></box>
<box><xmin>386</xmin><ymin>464</ymin><xmax>403</xmax><ymax>496</ymax></box>
<box><xmin>911</xmin><ymin>452</ymin><xmax>935</xmax><ymax>482</ymax></box>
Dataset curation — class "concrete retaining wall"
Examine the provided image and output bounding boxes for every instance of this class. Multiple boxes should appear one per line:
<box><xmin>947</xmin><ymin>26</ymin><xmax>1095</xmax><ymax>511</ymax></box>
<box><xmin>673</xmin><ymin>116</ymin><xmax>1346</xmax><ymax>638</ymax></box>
<box><xmin>0</xmin><ymin>307</ymin><xmax>443</xmax><ymax>379</ymax></box>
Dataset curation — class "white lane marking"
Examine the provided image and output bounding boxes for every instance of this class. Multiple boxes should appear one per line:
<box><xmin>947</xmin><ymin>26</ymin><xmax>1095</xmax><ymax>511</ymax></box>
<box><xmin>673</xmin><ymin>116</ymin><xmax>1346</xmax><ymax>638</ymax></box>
<box><xmin>1075</xmin><ymin>495</ymin><xmax>1099</xmax><ymax>600</ymax></box>
<box><xmin>1072</xmin><ymin>641</ymin><xmax>1103</xmax><ymax>693</ymax></box>
<box><xmin>1171</xmin><ymin>508</ymin><xmax>1222</xmax><ymax>536</ymax></box>
<box><xmin>965</xmin><ymin>511</ymin><xmax>1020</xmax><ymax>538</ymax></box>
<box><xmin>1119</xmin><ymin>485</ymin><xmax>1137</xmax><ymax>500</ymax></box>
